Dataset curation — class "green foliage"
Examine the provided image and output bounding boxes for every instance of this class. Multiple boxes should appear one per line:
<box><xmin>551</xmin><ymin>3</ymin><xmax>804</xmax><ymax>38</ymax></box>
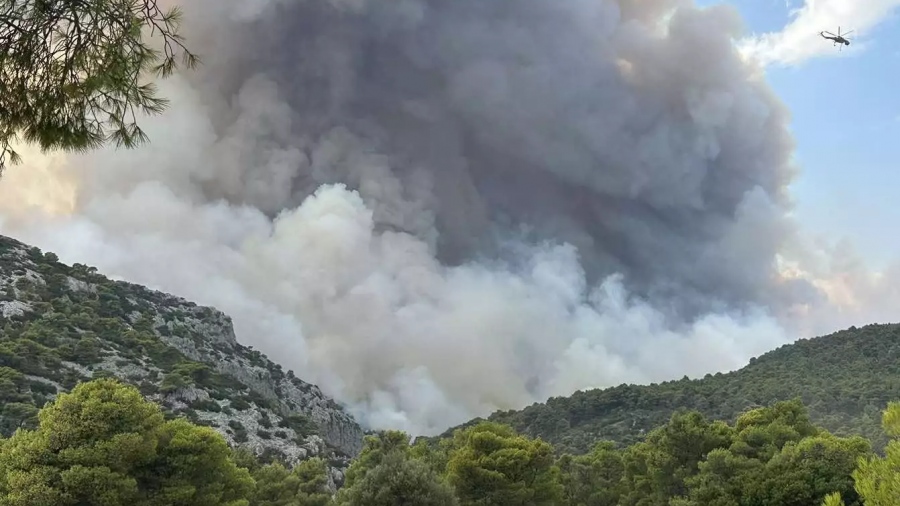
<box><xmin>231</xmin><ymin>397</ymin><xmax>252</xmax><ymax>411</ymax></box>
<box><xmin>228</xmin><ymin>420</ymin><xmax>249</xmax><ymax>443</ymax></box>
<box><xmin>160</xmin><ymin>370</ymin><xmax>191</xmax><ymax>393</ymax></box>
<box><xmin>0</xmin><ymin>378</ymin><xmax>254</xmax><ymax>505</ymax></box>
<box><xmin>446</xmin><ymin>421</ymin><xmax>563</xmax><ymax>506</ymax></box>
<box><xmin>828</xmin><ymin>401</ymin><xmax>900</xmax><ymax>506</ymax></box>
<box><xmin>880</xmin><ymin>400</ymin><xmax>900</xmax><ymax>437</ymax></box>
<box><xmin>618</xmin><ymin>410</ymin><xmax>734</xmax><ymax>505</ymax></box>
<box><xmin>335</xmin><ymin>430</ymin><xmax>458</xmax><ymax>505</ymax></box>
<box><xmin>480</xmin><ymin>323</ymin><xmax>900</xmax><ymax>454</ymax></box>
<box><xmin>342</xmin><ymin>430</ymin><xmax>412</xmax><ymax>488</ymax></box>
<box><xmin>250</xmin><ymin>459</ymin><xmax>331</xmax><ymax>506</ymax></box>
<box><xmin>730</xmin><ymin>398</ymin><xmax>819</xmax><ymax>461</ymax></box>
<box><xmin>0</xmin><ymin>402</ymin><xmax>39</xmax><ymax>433</ymax></box>
<box><xmin>613</xmin><ymin>401</ymin><xmax>870</xmax><ymax>506</ymax></box>
<box><xmin>277</xmin><ymin>413</ymin><xmax>319</xmax><ymax>441</ymax></box>
<box><xmin>681</xmin><ymin>431</ymin><xmax>870</xmax><ymax>506</ymax></box>
<box><xmin>0</xmin><ymin>354</ymin><xmax>894</xmax><ymax>506</ymax></box>
<box><xmin>761</xmin><ymin>433</ymin><xmax>869</xmax><ymax>505</ymax></box>
<box><xmin>410</xmin><ymin>436</ymin><xmax>452</xmax><ymax>476</ymax></box>
<box><xmin>0</xmin><ymin>0</ymin><xmax>200</xmax><ymax>171</ymax></box>
<box><xmin>823</xmin><ymin>492</ymin><xmax>846</xmax><ymax>506</ymax></box>
<box><xmin>192</xmin><ymin>399</ymin><xmax>222</xmax><ymax>412</ymax></box>
<box><xmin>0</xmin><ymin>377</ymin><xmax>344</xmax><ymax>506</ymax></box>
<box><xmin>558</xmin><ymin>441</ymin><xmax>624</xmax><ymax>506</ymax></box>
<box><xmin>335</xmin><ymin>451</ymin><xmax>458</xmax><ymax>506</ymax></box>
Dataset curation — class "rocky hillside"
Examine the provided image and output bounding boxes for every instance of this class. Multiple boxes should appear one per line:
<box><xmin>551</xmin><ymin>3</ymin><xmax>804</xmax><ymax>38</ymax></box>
<box><xmin>0</xmin><ymin>234</ymin><xmax>364</xmax><ymax>485</ymax></box>
<box><xmin>438</xmin><ymin>322</ymin><xmax>900</xmax><ymax>455</ymax></box>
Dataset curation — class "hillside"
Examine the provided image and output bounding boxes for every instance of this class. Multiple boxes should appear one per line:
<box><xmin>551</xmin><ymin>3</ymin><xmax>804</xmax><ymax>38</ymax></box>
<box><xmin>0</xmin><ymin>234</ymin><xmax>364</xmax><ymax>484</ymax></box>
<box><xmin>8</xmin><ymin>230</ymin><xmax>900</xmax><ymax>477</ymax></box>
<box><xmin>445</xmin><ymin>323</ymin><xmax>900</xmax><ymax>454</ymax></box>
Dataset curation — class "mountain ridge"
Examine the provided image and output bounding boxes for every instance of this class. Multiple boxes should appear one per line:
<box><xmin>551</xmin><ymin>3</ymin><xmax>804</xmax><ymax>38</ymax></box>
<box><xmin>0</xmin><ymin>233</ymin><xmax>365</xmax><ymax>486</ymax></box>
<box><xmin>434</xmin><ymin>321</ymin><xmax>900</xmax><ymax>454</ymax></box>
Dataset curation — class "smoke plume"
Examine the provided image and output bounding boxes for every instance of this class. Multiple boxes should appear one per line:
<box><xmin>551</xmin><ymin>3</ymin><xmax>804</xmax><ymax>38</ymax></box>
<box><xmin>1</xmin><ymin>0</ymin><xmax>898</xmax><ymax>435</ymax></box>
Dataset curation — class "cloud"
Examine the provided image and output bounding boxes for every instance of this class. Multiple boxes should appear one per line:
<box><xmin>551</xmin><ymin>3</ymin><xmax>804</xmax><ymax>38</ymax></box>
<box><xmin>739</xmin><ymin>0</ymin><xmax>900</xmax><ymax>66</ymax></box>
<box><xmin>1</xmin><ymin>0</ymin><xmax>899</xmax><ymax>437</ymax></box>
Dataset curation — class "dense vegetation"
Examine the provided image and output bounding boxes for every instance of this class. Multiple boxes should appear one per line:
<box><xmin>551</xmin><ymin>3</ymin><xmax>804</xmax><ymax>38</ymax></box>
<box><xmin>3</xmin><ymin>377</ymin><xmax>900</xmax><ymax>506</ymax></box>
<box><xmin>459</xmin><ymin>323</ymin><xmax>900</xmax><ymax>454</ymax></box>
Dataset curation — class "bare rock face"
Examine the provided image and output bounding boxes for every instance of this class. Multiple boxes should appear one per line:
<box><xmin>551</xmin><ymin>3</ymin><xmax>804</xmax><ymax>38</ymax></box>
<box><xmin>0</xmin><ymin>235</ymin><xmax>365</xmax><ymax>482</ymax></box>
<box><xmin>139</xmin><ymin>306</ymin><xmax>364</xmax><ymax>458</ymax></box>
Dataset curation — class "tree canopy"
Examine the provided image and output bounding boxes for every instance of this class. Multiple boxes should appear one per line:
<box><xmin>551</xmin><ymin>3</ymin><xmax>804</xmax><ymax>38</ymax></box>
<box><xmin>826</xmin><ymin>401</ymin><xmax>900</xmax><ymax>506</ymax></box>
<box><xmin>0</xmin><ymin>378</ymin><xmax>254</xmax><ymax>506</ymax></box>
<box><xmin>472</xmin><ymin>323</ymin><xmax>900</xmax><ymax>455</ymax></box>
<box><xmin>0</xmin><ymin>0</ymin><xmax>199</xmax><ymax>171</ymax></box>
<box><xmin>0</xmin><ymin>377</ymin><xmax>897</xmax><ymax>506</ymax></box>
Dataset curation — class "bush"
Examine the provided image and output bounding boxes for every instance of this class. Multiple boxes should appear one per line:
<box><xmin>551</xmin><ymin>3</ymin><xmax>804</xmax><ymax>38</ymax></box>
<box><xmin>230</xmin><ymin>397</ymin><xmax>251</xmax><ymax>411</ymax></box>
<box><xmin>192</xmin><ymin>399</ymin><xmax>222</xmax><ymax>413</ymax></box>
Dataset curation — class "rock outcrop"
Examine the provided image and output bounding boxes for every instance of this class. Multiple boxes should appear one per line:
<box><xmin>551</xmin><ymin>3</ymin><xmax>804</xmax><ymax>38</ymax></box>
<box><xmin>0</xmin><ymin>234</ymin><xmax>365</xmax><ymax>482</ymax></box>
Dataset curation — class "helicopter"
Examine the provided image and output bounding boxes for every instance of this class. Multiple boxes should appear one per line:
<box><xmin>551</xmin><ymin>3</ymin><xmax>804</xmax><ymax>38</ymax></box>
<box><xmin>820</xmin><ymin>26</ymin><xmax>853</xmax><ymax>50</ymax></box>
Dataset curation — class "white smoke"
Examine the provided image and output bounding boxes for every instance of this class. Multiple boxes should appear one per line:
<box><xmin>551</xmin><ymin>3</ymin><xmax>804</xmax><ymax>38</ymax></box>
<box><xmin>1</xmin><ymin>0</ymin><xmax>898</xmax><ymax>436</ymax></box>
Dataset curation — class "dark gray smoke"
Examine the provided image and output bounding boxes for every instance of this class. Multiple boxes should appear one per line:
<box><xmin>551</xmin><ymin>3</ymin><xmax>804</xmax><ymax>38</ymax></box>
<box><xmin>180</xmin><ymin>0</ymin><xmax>799</xmax><ymax>320</ymax></box>
<box><xmin>2</xmin><ymin>0</ymin><xmax>860</xmax><ymax>435</ymax></box>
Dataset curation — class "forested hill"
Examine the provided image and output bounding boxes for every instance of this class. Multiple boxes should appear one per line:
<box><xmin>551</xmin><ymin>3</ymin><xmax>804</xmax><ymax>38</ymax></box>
<box><xmin>0</xmin><ymin>234</ymin><xmax>364</xmax><ymax>480</ymax></box>
<box><xmin>454</xmin><ymin>323</ymin><xmax>900</xmax><ymax>454</ymax></box>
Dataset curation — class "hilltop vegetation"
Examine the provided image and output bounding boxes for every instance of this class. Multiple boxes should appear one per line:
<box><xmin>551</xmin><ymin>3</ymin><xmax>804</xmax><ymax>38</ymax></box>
<box><xmin>0</xmin><ymin>379</ymin><xmax>334</xmax><ymax>506</ymax></box>
<box><xmin>0</xmin><ymin>234</ymin><xmax>363</xmax><ymax>482</ymax></box>
<box><xmin>463</xmin><ymin>323</ymin><xmax>900</xmax><ymax>455</ymax></box>
<box><xmin>5</xmin><ymin>377</ymin><xmax>900</xmax><ymax>506</ymax></box>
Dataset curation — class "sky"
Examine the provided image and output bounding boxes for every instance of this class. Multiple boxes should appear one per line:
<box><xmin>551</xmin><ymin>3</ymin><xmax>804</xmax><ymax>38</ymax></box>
<box><xmin>715</xmin><ymin>0</ymin><xmax>900</xmax><ymax>268</ymax></box>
